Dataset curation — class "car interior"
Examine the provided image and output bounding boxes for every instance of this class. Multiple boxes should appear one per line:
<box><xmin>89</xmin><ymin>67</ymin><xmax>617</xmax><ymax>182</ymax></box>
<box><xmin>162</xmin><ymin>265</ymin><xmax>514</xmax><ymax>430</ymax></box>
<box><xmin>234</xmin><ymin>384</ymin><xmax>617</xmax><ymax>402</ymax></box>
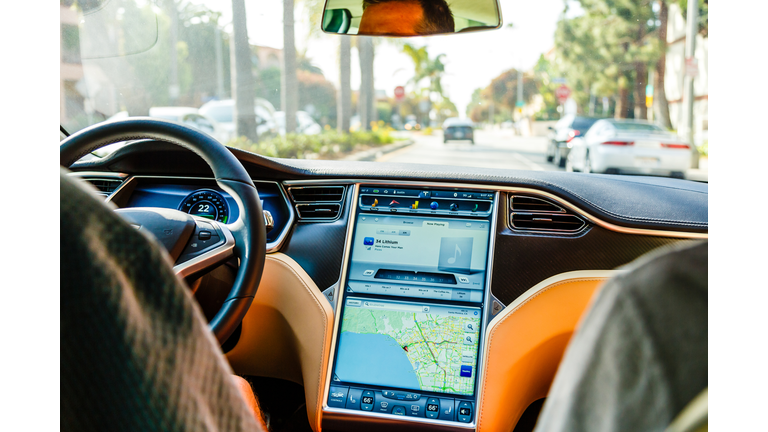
<box><xmin>59</xmin><ymin>0</ymin><xmax>709</xmax><ymax>431</ymax></box>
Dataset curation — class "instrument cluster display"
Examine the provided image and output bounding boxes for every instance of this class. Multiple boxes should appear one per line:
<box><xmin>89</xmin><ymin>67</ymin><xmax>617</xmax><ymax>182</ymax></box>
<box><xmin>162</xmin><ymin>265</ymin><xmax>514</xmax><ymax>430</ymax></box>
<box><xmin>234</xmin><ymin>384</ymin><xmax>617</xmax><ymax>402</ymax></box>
<box><xmin>178</xmin><ymin>189</ymin><xmax>230</xmax><ymax>223</ymax></box>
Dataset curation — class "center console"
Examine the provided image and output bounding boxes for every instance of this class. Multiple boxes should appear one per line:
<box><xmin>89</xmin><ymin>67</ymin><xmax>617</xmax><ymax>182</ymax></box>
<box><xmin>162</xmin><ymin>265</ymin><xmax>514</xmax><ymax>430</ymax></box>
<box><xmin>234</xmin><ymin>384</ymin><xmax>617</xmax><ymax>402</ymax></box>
<box><xmin>323</xmin><ymin>184</ymin><xmax>497</xmax><ymax>430</ymax></box>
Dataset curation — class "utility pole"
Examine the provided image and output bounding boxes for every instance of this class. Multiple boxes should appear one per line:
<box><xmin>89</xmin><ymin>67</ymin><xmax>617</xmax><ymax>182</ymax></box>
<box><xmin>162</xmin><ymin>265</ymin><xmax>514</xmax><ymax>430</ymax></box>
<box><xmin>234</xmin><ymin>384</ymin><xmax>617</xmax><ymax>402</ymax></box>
<box><xmin>516</xmin><ymin>67</ymin><xmax>523</xmax><ymax>114</ymax></box>
<box><xmin>682</xmin><ymin>0</ymin><xmax>699</xmax><ymax>144</ymax></box>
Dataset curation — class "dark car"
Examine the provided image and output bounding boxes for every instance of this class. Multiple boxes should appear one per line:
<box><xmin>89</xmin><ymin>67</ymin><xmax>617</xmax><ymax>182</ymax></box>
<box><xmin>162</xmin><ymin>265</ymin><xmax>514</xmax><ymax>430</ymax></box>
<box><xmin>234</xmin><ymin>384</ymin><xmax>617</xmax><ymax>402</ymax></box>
<box><xmin>442</xmin><ymin>118</ymin><xmax>475</xmax><ymax>144</ymax></box>
<box><xmin>546</xmin><ymin>115</ymin><xmax>600</xmax><ymax>167</ymax></box>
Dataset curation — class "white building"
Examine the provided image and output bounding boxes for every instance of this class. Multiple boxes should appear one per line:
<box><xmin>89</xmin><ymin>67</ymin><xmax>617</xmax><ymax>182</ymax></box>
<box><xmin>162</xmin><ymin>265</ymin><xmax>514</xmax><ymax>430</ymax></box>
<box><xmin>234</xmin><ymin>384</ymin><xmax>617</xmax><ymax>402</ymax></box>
<box><xmin>662</xmin><ymin>3</ymin><xmax>708</xmax><ymax>145</ymax></box>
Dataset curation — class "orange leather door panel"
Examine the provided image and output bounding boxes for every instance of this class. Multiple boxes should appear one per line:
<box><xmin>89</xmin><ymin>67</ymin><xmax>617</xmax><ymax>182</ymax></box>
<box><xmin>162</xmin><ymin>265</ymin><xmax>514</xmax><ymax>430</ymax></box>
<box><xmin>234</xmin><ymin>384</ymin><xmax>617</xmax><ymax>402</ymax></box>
<box><xmin>476</xmin><ymin>271</ymin><xmax>619</xmax><ymax>432</ymax></box>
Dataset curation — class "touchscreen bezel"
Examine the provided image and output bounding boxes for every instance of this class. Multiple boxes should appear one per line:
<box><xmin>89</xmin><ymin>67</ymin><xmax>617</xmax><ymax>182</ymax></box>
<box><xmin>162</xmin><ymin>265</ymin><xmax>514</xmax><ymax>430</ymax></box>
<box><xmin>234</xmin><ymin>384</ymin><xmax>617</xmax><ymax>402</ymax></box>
<box><xmin>322</xmin><ymin>183</ymin><xmax>499</xmax><ymax>429</ymax></box>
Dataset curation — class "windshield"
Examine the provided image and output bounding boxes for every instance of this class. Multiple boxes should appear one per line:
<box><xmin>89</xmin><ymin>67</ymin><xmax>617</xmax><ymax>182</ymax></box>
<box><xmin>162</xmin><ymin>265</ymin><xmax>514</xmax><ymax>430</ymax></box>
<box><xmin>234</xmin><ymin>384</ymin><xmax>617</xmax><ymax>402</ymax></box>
<box><xmin>201</xmin><ymin>105</ymin><xmax>233</xmax><ymax>123</ymax></box>
<box><xmin>612</xmin><ymin>122</ymin><xmax>665</xmax><ymax>132</ymax></box>
<box><xmin>60</xmin><ymin>0</ymin><xmax>708</xmax><ymax>181</ymax></box>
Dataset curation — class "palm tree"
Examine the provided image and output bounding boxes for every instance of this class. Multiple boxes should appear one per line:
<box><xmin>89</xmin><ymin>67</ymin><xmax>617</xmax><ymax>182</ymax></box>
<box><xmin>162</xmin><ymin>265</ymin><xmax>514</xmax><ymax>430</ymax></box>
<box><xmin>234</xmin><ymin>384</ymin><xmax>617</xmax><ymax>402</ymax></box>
<box><xmin>230</xmin><ymin>0</ymin><xmax>258</xmax><ymax>141</ymax></box>
<box><xmin>338</xmin><ymin>36</ymin><xmax>351</xmax><ymax>132</ymax></box>
<box><xmin>401</xmin><ymin>44</ymin><xmax>449</xmax><ymax>123</ymax></box>
<box><xmin>358</xmin><ymin>37</ymin><xmax>375</xmax><ymax>131</ymax></box>
<box><xmin>654</xmin><ymin>0</ymin><xmax>672</xmax><ymax>128</ymax></box>
<box><xmin>282</xmin><ymin>0</ymin><xmax>298</xmax><ymax>134</ymax></box>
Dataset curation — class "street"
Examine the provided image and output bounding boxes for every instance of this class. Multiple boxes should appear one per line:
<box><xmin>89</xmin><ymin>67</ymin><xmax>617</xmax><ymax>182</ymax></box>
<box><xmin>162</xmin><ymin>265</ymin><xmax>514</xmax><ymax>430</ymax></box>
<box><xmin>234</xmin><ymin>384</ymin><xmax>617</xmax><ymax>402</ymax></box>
<box><xmin>378</xmin><ymin>129</ymin><xmax>566</xmax><ymax>172</ymax></box>
<box><xmin>378</xmin><ymin>129</ymin><xmax>708</xmax><ymax>182</ymax></box>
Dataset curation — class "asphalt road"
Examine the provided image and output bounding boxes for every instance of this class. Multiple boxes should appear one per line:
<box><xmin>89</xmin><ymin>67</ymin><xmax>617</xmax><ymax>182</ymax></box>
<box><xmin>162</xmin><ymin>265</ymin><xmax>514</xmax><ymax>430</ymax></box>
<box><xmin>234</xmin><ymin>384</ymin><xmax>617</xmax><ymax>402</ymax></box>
<box><xmin>377</xmin><ymin>129</ymin><xmax>708</xmax><ymax>182</ymax></box>
<box><xmin>377</xmin><ymin>129</ymin><xmax>561</xmax><ymax>172</ymax></box>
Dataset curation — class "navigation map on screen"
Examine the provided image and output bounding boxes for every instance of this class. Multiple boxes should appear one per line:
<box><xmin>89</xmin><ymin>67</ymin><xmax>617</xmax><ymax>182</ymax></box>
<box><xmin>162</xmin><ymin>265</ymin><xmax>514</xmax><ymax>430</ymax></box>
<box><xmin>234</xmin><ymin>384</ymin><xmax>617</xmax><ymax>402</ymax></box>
<box><xmin>335</xmin><ymin>298</ymin><xmax>482</xmax><ymax>396</ymax></box>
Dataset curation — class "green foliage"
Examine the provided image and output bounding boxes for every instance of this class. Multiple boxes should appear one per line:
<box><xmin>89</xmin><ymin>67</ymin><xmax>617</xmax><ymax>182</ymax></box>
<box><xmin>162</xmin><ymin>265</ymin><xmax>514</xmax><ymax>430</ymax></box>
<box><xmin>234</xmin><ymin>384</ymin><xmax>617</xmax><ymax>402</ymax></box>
<box><xmin>697</xmin><ymin>140</ymin><xmax>708</xmax><ymax>157</ymax></box>
<box><xmin>554</xmin><ymin>0</ymin><xmax>663</xmax><ymax>116</ymax></box>
<box><xmin>226</xmin><ymin>129</ymin><xmax>401</xmax><ymax>159</ymax></box>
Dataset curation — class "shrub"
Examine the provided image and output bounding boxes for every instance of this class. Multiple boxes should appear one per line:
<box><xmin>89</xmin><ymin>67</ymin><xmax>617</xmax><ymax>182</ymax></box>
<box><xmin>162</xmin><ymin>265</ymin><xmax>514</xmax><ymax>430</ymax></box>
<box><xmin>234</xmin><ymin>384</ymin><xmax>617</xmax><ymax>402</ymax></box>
<box><xmin>226</xmin><ymin>129</ymin><xmax>400</xmax><ymax>159</ymax></box>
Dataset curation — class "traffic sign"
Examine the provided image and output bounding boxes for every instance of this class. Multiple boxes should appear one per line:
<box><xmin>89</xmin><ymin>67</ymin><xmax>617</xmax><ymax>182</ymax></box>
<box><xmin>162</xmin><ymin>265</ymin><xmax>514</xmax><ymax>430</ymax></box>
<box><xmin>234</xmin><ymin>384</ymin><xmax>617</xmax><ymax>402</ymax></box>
<box><xmin>685</xmin><ymin>58</ymin><xmax>699</xmax><ymax>77</ymax></box>
<box><xmin>556</xmin><ymin>85</ymin><xmax>571</xmax><ymax>103</ymax></box>
<box><xmin>394</xmin><ymin>86</ymin><xmax>405</xmax><ymax>101</ymax></box>
<box><xmin>552</xmin><ymin>77</ymin><xmax>567</xmax><ymax>84</ymax></box>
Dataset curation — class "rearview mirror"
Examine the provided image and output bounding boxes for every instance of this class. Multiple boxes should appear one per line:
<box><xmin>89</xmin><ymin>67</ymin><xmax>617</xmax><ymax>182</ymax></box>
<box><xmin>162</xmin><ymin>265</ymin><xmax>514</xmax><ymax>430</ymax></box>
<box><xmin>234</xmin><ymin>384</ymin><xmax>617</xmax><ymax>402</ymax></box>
<box><xmin>322</xmin><ymin>0</ymin><xmax>502</xmax><ymax>37</ymax></box>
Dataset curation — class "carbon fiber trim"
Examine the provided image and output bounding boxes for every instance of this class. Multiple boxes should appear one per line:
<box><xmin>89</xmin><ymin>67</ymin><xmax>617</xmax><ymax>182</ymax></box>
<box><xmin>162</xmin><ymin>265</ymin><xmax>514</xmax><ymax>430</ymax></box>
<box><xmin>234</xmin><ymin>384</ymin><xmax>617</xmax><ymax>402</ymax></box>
<box><xmin>489</xmin><ymin>193</ymin><xmax>693</xmax><ymax>305</ymax></box>
<box><xmin>280</xmin><ymin>185</ymin><xmax>354</xmax><ymax>290</ymax></box>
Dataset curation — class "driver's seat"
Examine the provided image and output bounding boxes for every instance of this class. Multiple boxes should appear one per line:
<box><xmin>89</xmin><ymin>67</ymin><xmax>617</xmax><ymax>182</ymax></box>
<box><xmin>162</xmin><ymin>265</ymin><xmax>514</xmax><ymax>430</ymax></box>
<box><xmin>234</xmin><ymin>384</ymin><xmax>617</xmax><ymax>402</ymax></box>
<box><xmin>60</xmin><ymin>169</ymin><xmax>266</xmax><ymax>431</ymax></box>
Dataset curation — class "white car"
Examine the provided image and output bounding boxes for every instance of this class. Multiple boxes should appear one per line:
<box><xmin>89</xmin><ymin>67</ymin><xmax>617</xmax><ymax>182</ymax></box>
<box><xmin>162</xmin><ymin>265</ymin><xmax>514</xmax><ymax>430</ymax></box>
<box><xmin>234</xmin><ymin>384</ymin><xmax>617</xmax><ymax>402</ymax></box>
<box><xmin>199</xmin><ymin>99</ymin><xmax>278</xmax><ymax>142</ymax></box>
<box><xmin>566</xmin><ymin>119</ymin><xmax>695</xmax><ymax>178</ymax></box>
<box><xmin>147</xmin><ymin>107</ymin><xmax>229</xmax><ymax>144</ymax></box>
<box><xmin>274</xmin><ymin>110</ymin><xmax>323</xmax><ymax>135</ymax></box>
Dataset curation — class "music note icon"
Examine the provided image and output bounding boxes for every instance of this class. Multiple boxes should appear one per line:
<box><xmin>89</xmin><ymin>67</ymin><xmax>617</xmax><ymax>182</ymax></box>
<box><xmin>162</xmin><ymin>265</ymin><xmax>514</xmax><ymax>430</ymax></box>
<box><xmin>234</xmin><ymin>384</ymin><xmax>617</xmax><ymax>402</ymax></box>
<box><xmin>438</xmin><ymin>237</ymin><xmax>474</xmax><ymax>274</ymax></box>
<box><xmin>447</xmin><ymin>244</ymin><xmax>461</xmax><ymax>264</ymax></box>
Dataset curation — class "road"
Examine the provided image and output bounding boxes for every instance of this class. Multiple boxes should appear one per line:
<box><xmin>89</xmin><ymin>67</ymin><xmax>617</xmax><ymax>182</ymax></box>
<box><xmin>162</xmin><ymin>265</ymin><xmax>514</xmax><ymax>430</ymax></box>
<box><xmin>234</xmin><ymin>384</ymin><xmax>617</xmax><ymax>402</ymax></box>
<box><xmin>377</xmin><ymin>129</ymin><xmax>708</xmax><ymax>182</ymax></box>
<box><xmin>377</xmin><ymin>129</ymin><xmax>561</xmax><ymax>172</ymax></box>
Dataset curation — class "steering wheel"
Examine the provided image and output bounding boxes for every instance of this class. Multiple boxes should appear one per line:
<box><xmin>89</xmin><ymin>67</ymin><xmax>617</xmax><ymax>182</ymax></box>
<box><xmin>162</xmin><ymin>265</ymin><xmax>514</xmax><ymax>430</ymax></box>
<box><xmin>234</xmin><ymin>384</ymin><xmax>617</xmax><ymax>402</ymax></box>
<box><xmin>60</xmin><ymin>118</ymin><xmax>266</xmax><ymax>344</ymax></box>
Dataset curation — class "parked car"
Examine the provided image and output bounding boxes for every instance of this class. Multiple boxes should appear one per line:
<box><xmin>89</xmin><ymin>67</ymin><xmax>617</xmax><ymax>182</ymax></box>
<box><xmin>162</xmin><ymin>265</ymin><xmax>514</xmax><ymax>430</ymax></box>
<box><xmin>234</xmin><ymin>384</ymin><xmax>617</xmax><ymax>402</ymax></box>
<box><xmin>546</xmin><ymin>115</ymin><xmax>600</xmax><ymax>167</ymax></box>
<box><xmin>442</xmin><ymin>117</ymin><xmax>474</xmax><ymax>144</ymax></box>
<box><xmin>403</xmin><ymin>115</ymin><xmax>421</xmax><ymax>131</ymax></box>
<box><xmin>274</xmin><ymin>110</ymin><xmax>323</xmax><ymax>135</ymax></box>
<box><xmin>147</xmin><ymin>107</ymin><xmax>229</xmax><ymax>143</ymax></box>
<box><xmin>566</xmin><ymin>119</ymin><xmax>695</xmax><ymax>178</ymax></box>
<box><xmin>199</xmin><ymin>98</ymin><xmax>278</xmax><ymax>142</ymax></box>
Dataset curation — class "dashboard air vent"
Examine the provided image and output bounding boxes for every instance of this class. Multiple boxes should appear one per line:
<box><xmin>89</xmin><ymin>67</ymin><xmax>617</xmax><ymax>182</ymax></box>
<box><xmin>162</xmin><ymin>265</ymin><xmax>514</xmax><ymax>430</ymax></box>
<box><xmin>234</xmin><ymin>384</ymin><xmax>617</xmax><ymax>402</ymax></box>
<box><xmin>510</xmin><ymin>195</ymin><xmax>586</xmax><ymax>233</ymax></box>
<box><xmin>510</xmin><ymin>195</ymin><xmax>564</xmax><ymax>213</ymax></box>
<box><xmin>289</xmin><ymin>186</ymin><xmax>345</xmax><ymax>203</ymax></box>
<box><xmin>288</xmin><ymin>185</ymin><xmax>345</xmax><ymax>220</ymax></box>
<box><xmin>84</xmin><ymin>178</ymin><xmax>124</xmax><ymax>197</ymax></box>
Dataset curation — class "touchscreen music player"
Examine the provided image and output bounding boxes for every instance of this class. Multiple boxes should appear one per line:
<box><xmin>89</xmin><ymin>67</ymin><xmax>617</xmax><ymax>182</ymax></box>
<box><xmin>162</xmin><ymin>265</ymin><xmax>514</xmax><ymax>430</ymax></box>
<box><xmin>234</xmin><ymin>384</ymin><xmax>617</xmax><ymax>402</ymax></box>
<box><xmin>325</xmin><ymin>185</ymin><xmax>496</xmax><ymax>428</ymax></box>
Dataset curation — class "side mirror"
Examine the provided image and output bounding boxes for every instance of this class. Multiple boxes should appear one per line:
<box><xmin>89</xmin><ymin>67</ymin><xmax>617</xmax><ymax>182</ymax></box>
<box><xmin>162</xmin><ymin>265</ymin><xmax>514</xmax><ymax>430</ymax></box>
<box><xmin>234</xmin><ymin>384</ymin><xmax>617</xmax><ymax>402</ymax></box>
<box><xmin>321</xmin><ymin>0</ymin><xmax>502</xmax><ymax>37</ymax></box>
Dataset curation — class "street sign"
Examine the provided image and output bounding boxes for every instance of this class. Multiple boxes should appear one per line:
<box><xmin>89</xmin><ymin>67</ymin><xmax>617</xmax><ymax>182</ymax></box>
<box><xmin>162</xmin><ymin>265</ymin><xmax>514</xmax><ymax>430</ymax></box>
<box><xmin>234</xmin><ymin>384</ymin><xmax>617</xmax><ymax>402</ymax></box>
<box><xmin>394</xmin><ymin>86</ymin><xmax>405</xmax><ymax>101</ymax></box>
<box><xmin>556</xmin><ymin>85</ymin><xmax>571</xmax><ymax>104</ymax></box>
<box><xmin>552</xmin><ymin>77</ymin><xmax>567</xmax><ymax>84</ymax></box>
<box><xmin>685</xmin><ymin>58</ymin><xmax>699</xmax><ymax>77</ymax></box>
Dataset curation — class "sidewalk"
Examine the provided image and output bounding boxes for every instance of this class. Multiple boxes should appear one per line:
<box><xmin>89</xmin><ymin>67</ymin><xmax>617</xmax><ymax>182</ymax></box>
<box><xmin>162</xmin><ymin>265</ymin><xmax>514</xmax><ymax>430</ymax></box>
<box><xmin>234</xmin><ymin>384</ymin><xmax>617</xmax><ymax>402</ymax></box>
<box><xmin>686</xmin><ymin>157</ymin><xmax>708</xmax><ymax>182</ymax></box>
<box><xmin>341</xmin><ymin>139</ymin><xmax>414</xmax><ymax>162</ymax></box>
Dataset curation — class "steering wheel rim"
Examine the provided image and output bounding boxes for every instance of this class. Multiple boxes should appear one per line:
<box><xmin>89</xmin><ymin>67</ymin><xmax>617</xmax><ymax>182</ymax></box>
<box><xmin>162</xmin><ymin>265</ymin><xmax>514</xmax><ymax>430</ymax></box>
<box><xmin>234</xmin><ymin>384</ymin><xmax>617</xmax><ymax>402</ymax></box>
<box><xmin>60</xmin><ymin>118</ymin><xmax>267</xmax><ymax>344</ymax></box>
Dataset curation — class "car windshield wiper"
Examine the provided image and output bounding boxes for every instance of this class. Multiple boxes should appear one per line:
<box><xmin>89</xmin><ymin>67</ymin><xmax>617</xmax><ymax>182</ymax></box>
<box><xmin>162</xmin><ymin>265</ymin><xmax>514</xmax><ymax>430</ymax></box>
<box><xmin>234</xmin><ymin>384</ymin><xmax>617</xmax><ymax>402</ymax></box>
<box><xmin>61</xmin><ymin>125</ymin><xmax>70</xmax><ymax>138</ymax></box>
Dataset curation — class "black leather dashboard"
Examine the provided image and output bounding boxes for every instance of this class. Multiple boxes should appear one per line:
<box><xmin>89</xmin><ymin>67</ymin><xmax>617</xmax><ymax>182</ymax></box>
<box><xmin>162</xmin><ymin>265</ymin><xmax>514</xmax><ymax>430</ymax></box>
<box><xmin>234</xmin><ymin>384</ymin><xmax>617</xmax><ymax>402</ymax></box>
<box><xmin>70</xmin><ymin>141</ymin><xmax>708</xmax><ymax>234</ymax></box>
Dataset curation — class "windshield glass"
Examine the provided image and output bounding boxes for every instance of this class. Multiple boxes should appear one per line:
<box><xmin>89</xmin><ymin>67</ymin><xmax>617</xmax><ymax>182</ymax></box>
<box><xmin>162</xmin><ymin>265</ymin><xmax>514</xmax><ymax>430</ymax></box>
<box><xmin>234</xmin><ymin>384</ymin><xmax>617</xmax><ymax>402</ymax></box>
<box><xmin>612</xmin><ymin>122</ymin><xmax>665</xmax><ymax>132</ymax></box>
<box><xmin>60</xmin><ymin>0</ymin><xmax>708</xmax><ymax>181</ymax></box>
<box><xmin>201</xmin><ymin>105</ymin><xmax>233</xmax><ymax>123</ymax></box>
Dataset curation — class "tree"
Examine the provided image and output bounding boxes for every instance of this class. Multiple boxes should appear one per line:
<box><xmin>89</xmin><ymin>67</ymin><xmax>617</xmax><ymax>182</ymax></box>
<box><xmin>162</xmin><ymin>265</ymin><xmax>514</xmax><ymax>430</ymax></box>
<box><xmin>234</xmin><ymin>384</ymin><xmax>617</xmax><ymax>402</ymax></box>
<box><xmin>654</xmin><ymin>0</ymin><xmax>673</xmax><ymax>128</ymax></box>
<box><xmin>337</xmin><ymin>36</ymin><xmax>352</xmax><ymax>132</ymax></box>
<box><xmin>283</xmin><ymin>0</ymin><xmax>299</xmax><ymax>134</ymax></box>
<box><xmin>555</xmin><ymin>0</ymin><xmax>662</xmax><ymax>119</ymax></box>
<box><xmin>358</xmin><ymin>37</ymin><xmax>375</xmax><ymax>131</ymax></box>
<box><xmin>401</xmin><ymin>43</ymin><xmax>458</xmax><ymax>123</ymax></box>
<box><xmin>230</xmin><ymin>0</ymin><xmax>258</xmax><ymax>141</ymax></box>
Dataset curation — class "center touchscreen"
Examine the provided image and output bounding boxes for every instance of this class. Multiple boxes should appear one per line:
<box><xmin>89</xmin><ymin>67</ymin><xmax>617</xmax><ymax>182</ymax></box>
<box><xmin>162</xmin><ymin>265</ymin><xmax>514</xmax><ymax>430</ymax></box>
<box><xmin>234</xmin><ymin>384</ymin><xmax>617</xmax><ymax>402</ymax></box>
<box><xmin>327</xmin><ymin>186</ymin><xmax>494</xmax><ymax>425</ymax></box>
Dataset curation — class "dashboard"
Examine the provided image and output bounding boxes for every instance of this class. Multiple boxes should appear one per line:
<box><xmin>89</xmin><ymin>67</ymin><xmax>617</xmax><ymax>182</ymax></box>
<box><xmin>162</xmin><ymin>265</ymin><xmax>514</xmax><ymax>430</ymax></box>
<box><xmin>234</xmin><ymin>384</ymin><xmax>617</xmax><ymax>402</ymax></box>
<box><xmin>68</xmin><ymin>141</ymin><xmax>708</xmax><ymax>432</ymax></box>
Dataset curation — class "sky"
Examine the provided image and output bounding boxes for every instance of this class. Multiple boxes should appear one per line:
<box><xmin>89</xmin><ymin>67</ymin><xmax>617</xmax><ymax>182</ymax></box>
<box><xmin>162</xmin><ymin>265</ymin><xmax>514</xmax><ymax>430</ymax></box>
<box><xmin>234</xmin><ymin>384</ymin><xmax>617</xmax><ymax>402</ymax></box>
<box><xmin>192</xmin><ymin>0</ymin><xmax>573</xmax><ymax>115</ymax></box>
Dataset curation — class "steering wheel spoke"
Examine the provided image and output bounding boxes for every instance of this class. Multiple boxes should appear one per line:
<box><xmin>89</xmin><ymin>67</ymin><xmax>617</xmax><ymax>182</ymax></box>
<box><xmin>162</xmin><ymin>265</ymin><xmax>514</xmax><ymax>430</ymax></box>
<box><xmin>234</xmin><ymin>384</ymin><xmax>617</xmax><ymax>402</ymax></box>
<box><xmin>174</xmin><ymin>217</ymin><xmax>236</xmax><ymax>279</ymax></box>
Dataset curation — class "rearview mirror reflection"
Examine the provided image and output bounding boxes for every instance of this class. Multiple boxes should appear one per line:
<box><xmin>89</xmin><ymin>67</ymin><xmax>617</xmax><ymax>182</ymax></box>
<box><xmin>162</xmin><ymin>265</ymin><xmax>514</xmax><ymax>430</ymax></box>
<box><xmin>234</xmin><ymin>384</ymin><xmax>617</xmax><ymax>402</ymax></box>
<box><xmin>322</xmin><ymin>0</ymin><xmax>502</xmax><ymax>37</ymax></box>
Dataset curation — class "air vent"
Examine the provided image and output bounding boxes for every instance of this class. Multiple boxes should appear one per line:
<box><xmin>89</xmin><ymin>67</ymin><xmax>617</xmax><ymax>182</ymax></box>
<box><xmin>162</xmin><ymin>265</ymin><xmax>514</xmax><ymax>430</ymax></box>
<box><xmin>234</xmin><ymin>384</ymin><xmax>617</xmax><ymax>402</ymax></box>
<box><xmin>510</xmin><ymin>196</ymin><xmax>564</xmax><ymax>213</ymax></box>
<box><xmin>510</xmin><ymin>195</ymin><xmax>586</xmax><ymax>233</ymax></box>
<box><xmin>289</xmin><ymin>186</ymin><xmax>345</xmax><ymax>203</ymax></box>
<box><xmin>83</xmin><ymin>178</ymin><xmax>124</xmax><ymax>197</ymax></box>
<box><xmin>288</xmin><ymin>185</ymin><xmax>345</xmax><ymax>220</ymax></box>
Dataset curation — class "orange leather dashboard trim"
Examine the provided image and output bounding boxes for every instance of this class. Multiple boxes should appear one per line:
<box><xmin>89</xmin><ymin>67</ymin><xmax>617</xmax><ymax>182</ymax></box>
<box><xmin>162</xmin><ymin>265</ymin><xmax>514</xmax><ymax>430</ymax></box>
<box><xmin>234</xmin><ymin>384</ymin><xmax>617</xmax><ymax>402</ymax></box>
<box><xmin>226</xmin><ymin>253</ymin><xmax>334</xmax><ymax>432</ymax></box>
<box><xmin>476</xmin><ymin>271</ymin><xmax>621</xmax><ymax>432</ymax></box>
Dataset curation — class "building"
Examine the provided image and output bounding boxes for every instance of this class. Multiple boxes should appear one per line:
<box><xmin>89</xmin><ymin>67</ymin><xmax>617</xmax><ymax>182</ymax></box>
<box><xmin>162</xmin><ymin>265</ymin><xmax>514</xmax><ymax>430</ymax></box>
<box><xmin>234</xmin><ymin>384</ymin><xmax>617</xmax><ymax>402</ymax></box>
<box><xmin>60</xmin><ymin>2</ymin><xmax>84</xmax><ymax>128</ymax></box>
<box><xmin>662</xmin><ymin>3</ymin><xmax>708</xmax><ymax>145</ymax></box>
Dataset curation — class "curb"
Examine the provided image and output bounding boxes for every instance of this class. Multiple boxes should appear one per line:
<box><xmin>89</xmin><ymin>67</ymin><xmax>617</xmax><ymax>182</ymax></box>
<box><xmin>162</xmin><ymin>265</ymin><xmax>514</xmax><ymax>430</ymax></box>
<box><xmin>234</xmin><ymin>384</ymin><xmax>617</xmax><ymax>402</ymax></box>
<box><xmin>341</xmin><ymin>140</ymin><xmax>414</xmax><ymax>162</ymax></box>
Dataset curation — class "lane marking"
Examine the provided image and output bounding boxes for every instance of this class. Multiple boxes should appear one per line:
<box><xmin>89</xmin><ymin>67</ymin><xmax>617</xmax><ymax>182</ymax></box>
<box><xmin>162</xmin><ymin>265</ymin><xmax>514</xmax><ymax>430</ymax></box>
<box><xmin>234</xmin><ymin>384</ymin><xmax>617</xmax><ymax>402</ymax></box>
<box><xmin>511</xmin><ymin>152</ymin><xmax>545</xmax><ymax>171</ymax></box>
